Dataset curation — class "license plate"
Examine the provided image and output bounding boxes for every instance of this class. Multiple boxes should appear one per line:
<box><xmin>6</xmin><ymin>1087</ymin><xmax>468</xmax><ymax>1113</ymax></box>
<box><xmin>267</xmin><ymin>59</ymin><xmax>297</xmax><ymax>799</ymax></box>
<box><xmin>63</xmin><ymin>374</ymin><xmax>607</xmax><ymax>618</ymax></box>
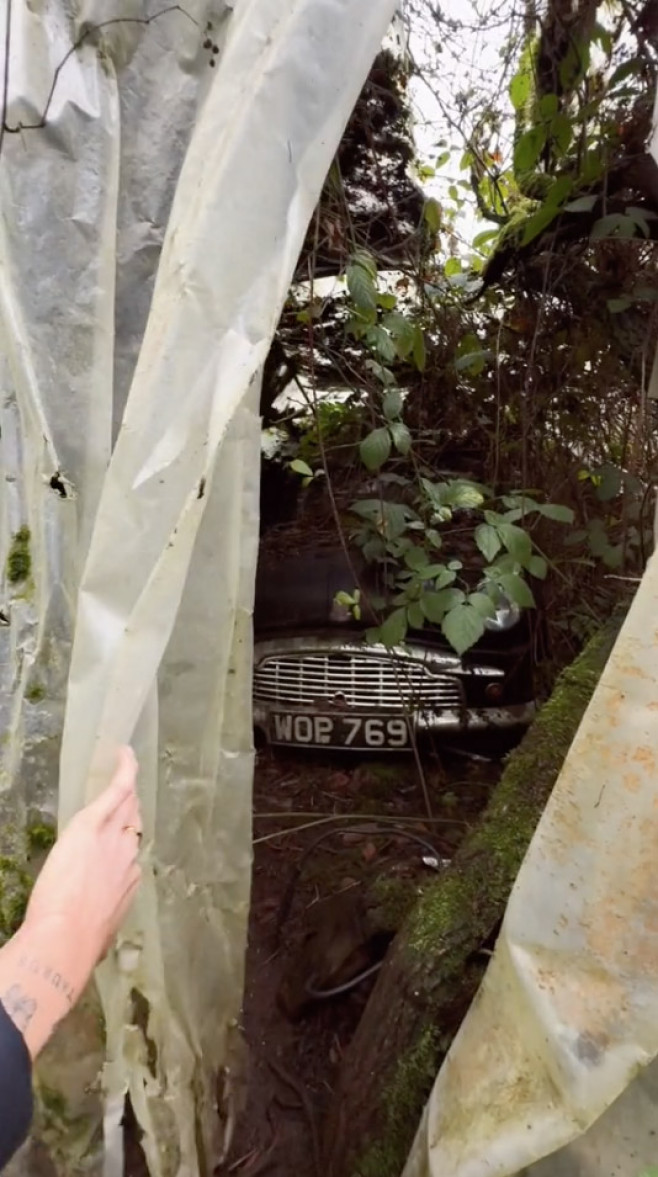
<box><xmin>269</xmin><ymin>711</ymin><xmax>410</xmax><ymax>750</ymax></box>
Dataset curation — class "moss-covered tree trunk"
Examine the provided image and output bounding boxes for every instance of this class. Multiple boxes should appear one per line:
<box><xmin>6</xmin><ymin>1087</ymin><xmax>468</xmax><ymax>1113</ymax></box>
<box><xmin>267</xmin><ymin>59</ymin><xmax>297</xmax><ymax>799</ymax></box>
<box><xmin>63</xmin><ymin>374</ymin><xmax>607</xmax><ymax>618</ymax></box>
<box><xmin>324</xmin><ymin>613</ymin><xmax>625</xmax><ymax>1177</ymax></box>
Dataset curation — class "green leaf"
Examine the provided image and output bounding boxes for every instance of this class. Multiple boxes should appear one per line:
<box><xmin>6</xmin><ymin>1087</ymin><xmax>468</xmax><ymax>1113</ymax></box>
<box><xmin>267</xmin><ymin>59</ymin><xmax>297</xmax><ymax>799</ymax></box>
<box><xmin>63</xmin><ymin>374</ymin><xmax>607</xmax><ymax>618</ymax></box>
<box><xmin>347</xmin><ymin>262</ymin><xmax>377</xmax><ymax>311</ymax></box>
<box><xmin>497</xmin><ymin>573</ymin><xmax>536</xmax><ymax>608</ymax></box>
<box><xmin>443</xmin><ymin>481</ymin><xmax>485</xmax><ymax>510</ymax></box>
<box><xmin>406</xmin><ymin>602</ymin><xmax>425</xmax><ymax>630</ymax></box>
<box><xmin>422</xmin><ymin>588</ymin><xmax>464</xmax><ymax>623</ymax></box>
<box><xmin>383</xmin><ymin>389</ymin><xmax>403</xmax><ymax>420</ymax></box>
<box><xmin>514</xmin><ymin>125</ymin><xmax>546</xmax><ymax>174</ymax></box>
<box><xmin>441</xmin><ymin>604</ymin><xmax>486</xmax><ymax>656</ymax></box>
<box><xmin>379</xmin><ymin>607</ymin><xmax>408</xmax><ymax>648</ymax></box>
<box><xmin>537</xmin><ymin>502</ymin><xmax>575</xmax><ymax>523</ymax></box>
<box><xmin>435</xmin><ymin>150</ymin><xmax>451</xmax><ymax>169</ymax></box>
<box><xmin>591</xmin><ymin>214</ymin><xmax>638</xmax><ymax>241</ymax></box>
<box><xmin>475</xmin><ymin>523</ymin><xmax>502</xmax><ymax>562</ymax></box>
<box><xmin>455</xmin><ymin>348</ymin><xmax>492</xmax><ymax>374</ymax></box>
<box><xmin>290</xmin><ymin>458</ymin><xmax>314</xmax><ymax>478</ymax></box>
<box><xmin>521</xmin><ymin>203</ymin><xmax>559</xmax><ymax>247</ymax></box>
<box><xmin>608</xmin><ymin>59</ymin><xmax>641</xmax><ymax>90</ymax></box>
<box><xmin>607</xmin><ymin>297</ymin><xmax>632</xmax><ymax>314</ymax></box>
<box><xmin>497</xmin><ymin>522</ymin><xmax>533</xmax><ymax>564</ymax></box>
<box><xmin>353</xmin><ymin>249</ymin><xmax>377</xmax><ymax>279</ymax></box>
<box><xmin>404</xmin><ymin>546</ymin><xmax>429</xmax><ymax>571</ymax></box>
<box><xmin>412</xmin><ymin>326</ymin><xmax>427</xmax><ymax>372</ymax></box>
<box><xmin>424</xmin><ymin>198</ymin><xmax>441</xmax><ymax>233</ymax></box>
<box><xmin>377</xmin><ymin>292</ymin><xmax>397</xmax><ymax>310</ymax></box>
<box><xmin>468</xmin><ymin>592</ymin><xmax>496</xmax><ymax>619</ymax></box>
<box><xmin>360</xmin><ymin>427</ymin><xmax>392</xmax><ymax>472</ymax></box>
<box><xmin>527</xmin><ymin>555</ymin><xmax>548</xmax><ymax>580</ymax></box>
<box><xmin>368</xmin><ymin>325</ymin><xmax>397</xmax><ymax>363</ymax></box>
<box><xmin>473</xmin><ymin>227</ymin><xmax>499</xmax><ymax>250</ymax></box>
<box><xmin>539</xmin><ymin>93</ymin><xmax>559</xmax><ymax>119</ymax></box>
<box><xmin>550</xmin><ymin>112</ymin><xmax>572</xmax><ymax>156</ymax></box>
<box><xmin>390</xmin><ymin>421</ymin><xmax>412</xmax><ymax>455</ymax></box>
<box><xmin>565</xmin><ymin>194</ymin><xmax>598</xmax><ymax>213</ymax></box>
<box><xmin>383</xmin><ymin>312</ymin><xmax>416</xmax><ymax>358</ymax></box>
<box><xmin>545</xmin><ymin>175</ymin><xmax>573</xmax><ymax>210</ymax></box>
<box><xmin>444</xmin><ymin>257</ymin><xmax>462</xmax><ymax>277</ymax></box>
<box><xmin>434</xmin><ymin>569</ymin><xmax>458</xmax><ymax>592</ymax></box>
<box><xmin>509</xmin><ymin>70</ymin><xmax>531</xmax><ymax>111</ymax></box>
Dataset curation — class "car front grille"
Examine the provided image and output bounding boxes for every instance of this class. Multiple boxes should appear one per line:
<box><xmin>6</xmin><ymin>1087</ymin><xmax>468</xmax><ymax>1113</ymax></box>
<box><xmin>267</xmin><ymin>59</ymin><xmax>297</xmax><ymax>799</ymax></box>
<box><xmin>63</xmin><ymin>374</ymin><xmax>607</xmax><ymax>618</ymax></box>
<box><xmin>253</xmin><ymin>650</ymin><xmax>464</xmax><ymax>711</ymax></box>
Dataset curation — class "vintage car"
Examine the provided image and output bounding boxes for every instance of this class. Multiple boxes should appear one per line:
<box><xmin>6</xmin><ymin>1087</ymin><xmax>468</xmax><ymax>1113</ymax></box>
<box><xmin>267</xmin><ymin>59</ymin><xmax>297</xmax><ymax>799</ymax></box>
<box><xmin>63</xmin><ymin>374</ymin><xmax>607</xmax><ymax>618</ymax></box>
<box><xmin>253</xmin><ymin>547</ymin><xmax>537</xmax><ymax>752</ymax></box>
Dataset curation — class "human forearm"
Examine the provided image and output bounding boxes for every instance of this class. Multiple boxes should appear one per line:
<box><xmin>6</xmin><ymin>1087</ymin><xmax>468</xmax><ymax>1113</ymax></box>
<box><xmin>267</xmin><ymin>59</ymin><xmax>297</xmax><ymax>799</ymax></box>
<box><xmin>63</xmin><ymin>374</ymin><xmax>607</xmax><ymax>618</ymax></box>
<box><xmin>0</xmin><ymin>915</ymin><xmax>93</xmax><ymax>1060</ymax></box>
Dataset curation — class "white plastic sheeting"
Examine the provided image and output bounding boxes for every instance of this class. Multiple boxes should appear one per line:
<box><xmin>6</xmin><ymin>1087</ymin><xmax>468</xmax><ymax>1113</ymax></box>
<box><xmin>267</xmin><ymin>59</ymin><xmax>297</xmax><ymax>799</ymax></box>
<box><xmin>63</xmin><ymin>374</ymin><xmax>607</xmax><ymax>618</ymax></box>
<box><xmin>0</xmin><ymin>1</ymin><xmax>397</xmax><ymax>1174</ymax></box>
<box><xmin>402</xmin><ymin>573</ymin><xmax>658</xmax><ymax>1177</ymax></box>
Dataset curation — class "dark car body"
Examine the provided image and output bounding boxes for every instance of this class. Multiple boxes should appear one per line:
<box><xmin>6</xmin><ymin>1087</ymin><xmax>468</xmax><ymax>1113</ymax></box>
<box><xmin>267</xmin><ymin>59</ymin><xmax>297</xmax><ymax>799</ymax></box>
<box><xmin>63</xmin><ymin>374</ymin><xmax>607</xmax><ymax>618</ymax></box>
<box><xmin>253</xmin><ymin>548</ymin><xmax>536</xmax><ymax>752</ymax></box>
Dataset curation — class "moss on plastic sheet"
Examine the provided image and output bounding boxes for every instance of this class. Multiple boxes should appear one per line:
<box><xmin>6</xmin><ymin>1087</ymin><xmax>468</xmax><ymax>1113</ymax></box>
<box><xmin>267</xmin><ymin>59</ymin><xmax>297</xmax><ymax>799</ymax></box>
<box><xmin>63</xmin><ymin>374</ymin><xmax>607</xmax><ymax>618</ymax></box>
<box><xmin>6</xmin><ymin>526</ymin><xmax>31</xmax><ymax>584</ymax></box>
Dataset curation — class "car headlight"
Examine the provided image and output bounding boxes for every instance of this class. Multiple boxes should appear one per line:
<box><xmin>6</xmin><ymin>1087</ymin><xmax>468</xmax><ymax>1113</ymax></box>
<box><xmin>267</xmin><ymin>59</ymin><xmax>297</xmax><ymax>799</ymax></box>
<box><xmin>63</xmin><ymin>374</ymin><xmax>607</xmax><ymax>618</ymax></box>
<box><xmin>476</xmin><ymin>582</ymin><xmax>521</xmax><ymax>632</ymax></box>
<box><xmin>484</xmin><ymin>596</ymin><xmax>521</xmax><ymax>632</ymax></box>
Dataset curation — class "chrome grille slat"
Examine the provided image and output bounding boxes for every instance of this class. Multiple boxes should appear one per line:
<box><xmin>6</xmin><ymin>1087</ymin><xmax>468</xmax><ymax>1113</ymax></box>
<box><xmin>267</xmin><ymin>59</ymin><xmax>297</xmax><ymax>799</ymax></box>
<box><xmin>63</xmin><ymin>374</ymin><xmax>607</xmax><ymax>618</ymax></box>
<box><xmin>254</xmin><ymin>652</ymin><xmax>464</xmax><ymax>711</ymax></box>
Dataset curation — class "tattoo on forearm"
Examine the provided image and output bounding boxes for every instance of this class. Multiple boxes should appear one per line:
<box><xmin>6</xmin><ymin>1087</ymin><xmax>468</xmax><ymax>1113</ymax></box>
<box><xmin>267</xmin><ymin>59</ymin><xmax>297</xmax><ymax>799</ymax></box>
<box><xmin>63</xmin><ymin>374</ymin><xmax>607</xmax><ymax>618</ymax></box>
<box><xmin>17</xmin><ymin>955</ymin><xmax>76</xmax><ymax>1006</ymax></box>
<box><xmin>2</xmin><ymin>984</ymin><xmax>37</xmax><ymax>1032</ymax></box>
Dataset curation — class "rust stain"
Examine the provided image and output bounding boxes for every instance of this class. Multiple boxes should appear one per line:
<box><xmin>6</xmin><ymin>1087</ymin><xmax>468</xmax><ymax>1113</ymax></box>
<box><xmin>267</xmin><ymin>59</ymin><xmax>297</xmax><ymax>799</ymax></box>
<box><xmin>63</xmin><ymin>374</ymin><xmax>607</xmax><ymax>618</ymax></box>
<box><xmin>631</xmin><ymin>745</ymin><xmax>658</xmax><ymax>770</ymax></box>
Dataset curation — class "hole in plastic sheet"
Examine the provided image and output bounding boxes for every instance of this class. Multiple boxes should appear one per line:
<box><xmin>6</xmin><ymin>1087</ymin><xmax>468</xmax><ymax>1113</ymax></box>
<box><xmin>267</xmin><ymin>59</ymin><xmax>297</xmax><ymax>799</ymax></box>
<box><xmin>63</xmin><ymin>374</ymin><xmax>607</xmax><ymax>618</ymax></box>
<box><xmin>49</xmin><ymin>472</ymin><xmax>68</xmax><ymax>498</ymax></box>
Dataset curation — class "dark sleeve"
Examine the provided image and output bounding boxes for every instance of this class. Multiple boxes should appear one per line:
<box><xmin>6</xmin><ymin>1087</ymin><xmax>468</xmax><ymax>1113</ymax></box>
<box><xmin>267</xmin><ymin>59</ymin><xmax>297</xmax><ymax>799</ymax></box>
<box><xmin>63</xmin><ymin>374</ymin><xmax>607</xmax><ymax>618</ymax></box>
<box><xmin>0</xmin><ymin>1000</ymin><xmax>32</xmax><ymax>1169</ymax></box>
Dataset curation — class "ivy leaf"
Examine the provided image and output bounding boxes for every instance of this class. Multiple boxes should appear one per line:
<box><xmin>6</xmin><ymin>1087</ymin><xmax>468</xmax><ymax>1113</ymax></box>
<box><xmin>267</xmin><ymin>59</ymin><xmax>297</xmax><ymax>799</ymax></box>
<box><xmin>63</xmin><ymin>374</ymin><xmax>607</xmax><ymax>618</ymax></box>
<box><xmin>498</xmin><ymin>573</ymin><xmax>536</xmax><ymax>608</ymax></box>
<box><xmin>290</xmin><ymin>459</ymin><xmax>314</xmax><ymax>478</ymax></box>
<box><xmin>390</xmin><ymin>421</ymin><xmax>412</xmax><ymax>455</ymax></box>
<box><xmin>347</xmin><ymin>262</ymin><xmax>378</xmax><ymax>311</ymax></box>
<box><xmin>537</xmin><ymin>502</ymin><xmax>575</xmax><ymax>523</ymax></box>
<box><xmin>360</xmin><ymin>427</ymin><xmax>391</xmax><ymax>472</ymax></box>
<box><xmin>441</xmin><ymin>604</ymin><xmax>486</xmax><ymax>656</ymax></box>
<box><xmin>382</xmin><ymin>389</ymin><xmax>402</xmax><ymax>420</ymax></box>
<box><xmin>379</xmin><ymin>607</ymin><xmax>408</xmax><ymax>648</ymax></box>
<box><xmin>475</xmin><ymin>523</ymin><xmax>502</xmax><ymax>562</ymax></box>
<box><xmin>406</xmin><ymin>602</ymin><xmax>425</xmax><ymax>630</ymax></box>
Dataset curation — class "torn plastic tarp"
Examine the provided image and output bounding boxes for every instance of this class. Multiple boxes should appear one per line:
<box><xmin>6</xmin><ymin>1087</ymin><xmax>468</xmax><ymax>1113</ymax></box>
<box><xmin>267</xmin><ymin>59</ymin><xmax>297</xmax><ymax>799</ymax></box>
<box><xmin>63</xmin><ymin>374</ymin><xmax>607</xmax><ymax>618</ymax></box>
<box><xmin>0</xmin><ymin>0</ymin><xmax>398</xmax><ymax>1174</ymax></box>
<box><xmin>402</xmin><ymin>568</ymin><xmax>658</xmax><ymax>1177</ymax></box>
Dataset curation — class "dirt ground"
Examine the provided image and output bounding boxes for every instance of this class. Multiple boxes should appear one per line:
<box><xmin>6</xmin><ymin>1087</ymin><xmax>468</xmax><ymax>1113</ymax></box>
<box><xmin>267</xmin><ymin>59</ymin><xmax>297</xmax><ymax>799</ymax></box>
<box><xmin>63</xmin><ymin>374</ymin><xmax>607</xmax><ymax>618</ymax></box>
<box><xmin>216</xmin><ymin>741</ymin><xmax>502</xmax><ymax>1176</ymax></box>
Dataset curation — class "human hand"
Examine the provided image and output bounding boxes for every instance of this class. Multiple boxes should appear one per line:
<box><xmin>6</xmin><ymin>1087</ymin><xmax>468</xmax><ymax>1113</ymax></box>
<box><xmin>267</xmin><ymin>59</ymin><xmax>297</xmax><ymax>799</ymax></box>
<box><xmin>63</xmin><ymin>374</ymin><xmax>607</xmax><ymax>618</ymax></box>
<box><xmin>23</xmin><ymin>746</ymin><xmax>143</xmax><ymax>991</ymax></box>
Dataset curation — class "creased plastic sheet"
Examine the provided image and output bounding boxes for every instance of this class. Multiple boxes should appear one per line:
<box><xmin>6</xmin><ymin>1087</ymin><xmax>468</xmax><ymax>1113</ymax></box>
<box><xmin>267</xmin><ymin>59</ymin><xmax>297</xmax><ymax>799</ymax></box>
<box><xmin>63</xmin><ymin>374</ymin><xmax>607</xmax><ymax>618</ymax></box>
<box><xmin>403</xmin><ymin>561</ymin><xmax>658</xmax><ymax>1177</ymax></box>
<box><xmin>0</xmin><ymin>0</ymin><xmax>398</xmax><ymax>1174</ymax></box>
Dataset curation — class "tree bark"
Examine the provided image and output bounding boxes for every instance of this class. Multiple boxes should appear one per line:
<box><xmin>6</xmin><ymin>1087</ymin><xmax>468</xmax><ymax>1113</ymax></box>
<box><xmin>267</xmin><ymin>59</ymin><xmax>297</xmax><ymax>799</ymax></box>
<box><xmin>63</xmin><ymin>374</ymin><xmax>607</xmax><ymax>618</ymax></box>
<box><xmin>324</xmin><ymin>611</ymin><xmax>625</xmax><ymax>1177</ymax></box>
